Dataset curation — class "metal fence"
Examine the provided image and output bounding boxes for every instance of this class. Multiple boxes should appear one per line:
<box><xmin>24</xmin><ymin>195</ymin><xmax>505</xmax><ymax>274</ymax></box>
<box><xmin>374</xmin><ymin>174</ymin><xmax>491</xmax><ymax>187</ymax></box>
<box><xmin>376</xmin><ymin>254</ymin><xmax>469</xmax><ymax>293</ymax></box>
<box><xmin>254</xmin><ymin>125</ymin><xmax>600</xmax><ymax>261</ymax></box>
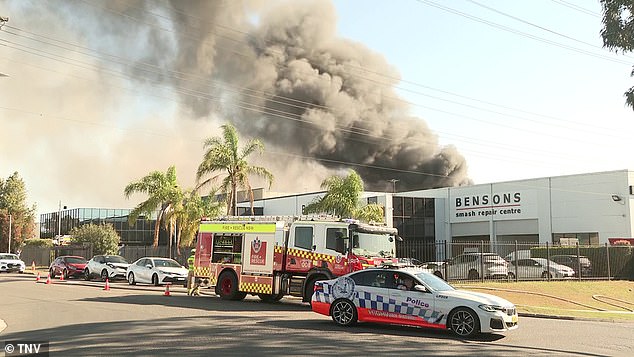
<box><xmin>19</xmin><ymin>245</ymin><xmax>191</xmax><ymax>268</ymax></box>
<box><xmin>20</xmin><ymin>245</ymin><xmax>93</xmax><ymax>268</ymax></box>
<box><xmin>397</xmin><ymin>240</ymin><xmax>634</xmax><ymax>282</ymax></box>
<box><xmin>118</xmin><ymin>245</ymin><xmax>193</xmax><ymax>266</ymax></box>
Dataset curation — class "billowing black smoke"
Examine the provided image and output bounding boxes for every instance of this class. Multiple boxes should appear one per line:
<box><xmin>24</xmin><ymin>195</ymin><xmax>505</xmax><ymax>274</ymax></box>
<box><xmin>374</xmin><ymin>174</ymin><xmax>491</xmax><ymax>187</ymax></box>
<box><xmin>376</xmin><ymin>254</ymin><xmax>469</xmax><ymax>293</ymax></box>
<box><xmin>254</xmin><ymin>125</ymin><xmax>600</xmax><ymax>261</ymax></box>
<box><xmin>63</xmin><ymin>0</ymin><xmax>471</xmax><ymax>191</ymax></box>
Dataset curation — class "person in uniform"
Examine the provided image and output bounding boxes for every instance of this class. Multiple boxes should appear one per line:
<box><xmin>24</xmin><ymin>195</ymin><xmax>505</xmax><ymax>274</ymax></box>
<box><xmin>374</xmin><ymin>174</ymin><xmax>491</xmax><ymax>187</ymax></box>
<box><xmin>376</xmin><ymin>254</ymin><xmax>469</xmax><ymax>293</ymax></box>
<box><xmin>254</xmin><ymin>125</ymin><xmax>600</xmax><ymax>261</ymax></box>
<box><xmin>187</xmin><ymin>249</ymin><xmax>200</xmax><ymax>296</ymax></box>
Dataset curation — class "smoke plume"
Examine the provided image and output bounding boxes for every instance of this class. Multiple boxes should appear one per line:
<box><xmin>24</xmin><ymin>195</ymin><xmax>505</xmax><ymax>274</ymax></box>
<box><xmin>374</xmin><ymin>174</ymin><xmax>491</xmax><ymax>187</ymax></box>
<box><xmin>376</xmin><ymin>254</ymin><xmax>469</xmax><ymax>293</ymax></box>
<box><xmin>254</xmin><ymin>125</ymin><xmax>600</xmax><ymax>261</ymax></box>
<box><xmin>149</xmin><ymin>0</ymin><xmax>470</xmax><ymax>190</ymax></box>
<box><xmin>1</xmin><ymin>0</ymin><xmax>469</xmax><ymax>216</ymax></box>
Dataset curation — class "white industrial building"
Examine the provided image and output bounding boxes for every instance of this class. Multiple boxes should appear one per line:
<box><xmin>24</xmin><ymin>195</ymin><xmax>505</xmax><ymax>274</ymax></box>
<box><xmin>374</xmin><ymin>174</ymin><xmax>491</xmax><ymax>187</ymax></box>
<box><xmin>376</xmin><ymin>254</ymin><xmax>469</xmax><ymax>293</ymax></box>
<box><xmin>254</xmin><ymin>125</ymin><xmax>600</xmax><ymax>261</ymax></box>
<box><xmin>238</xmin><ymin>170</ymin><xmax>634</xmax><ymax>246</ymax></box>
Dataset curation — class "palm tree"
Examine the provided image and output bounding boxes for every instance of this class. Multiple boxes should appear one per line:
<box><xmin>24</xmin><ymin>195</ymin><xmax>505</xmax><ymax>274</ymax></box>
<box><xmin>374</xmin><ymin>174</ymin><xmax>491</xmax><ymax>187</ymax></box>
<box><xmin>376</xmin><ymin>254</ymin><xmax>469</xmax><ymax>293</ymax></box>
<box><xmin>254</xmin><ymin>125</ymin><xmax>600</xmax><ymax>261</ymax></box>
<box><xmin>304</xmin><ymin>170</ymin><xmax>385</xmax><ymax>223</ymax></box>
<box><xmin>124</xmin><ymin>166</ymin><xmax>182</xmax><ymax>247</ymax></box>
<box><xmin>175</xmin><ymin>188</ymin><xmax>225</xmax><ymax>248</ymax></box>
<box><xmin>196</xmin><ymin>123</ymin><xmax>273</xmax><ymax>216</ymax></box>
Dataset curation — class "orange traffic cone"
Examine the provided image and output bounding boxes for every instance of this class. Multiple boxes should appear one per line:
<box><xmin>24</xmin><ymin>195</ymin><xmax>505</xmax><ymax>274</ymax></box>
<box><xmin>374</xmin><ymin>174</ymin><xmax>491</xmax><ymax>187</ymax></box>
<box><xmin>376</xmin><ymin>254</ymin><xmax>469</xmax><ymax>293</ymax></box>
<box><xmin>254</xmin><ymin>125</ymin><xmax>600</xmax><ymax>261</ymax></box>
<box><xmin>45</xmin><ymin>273</ymin><xmax>51</xmax><ymax>285</ymax></box>
<box><xmin>31</xmin><ymin>261</ymin><xmax>36</xmax><ymax>271</ymax></box>
<box><xmin>104</xmin><ymin>278</ymin><xmax>110</xmax><ymax>291</ymax></box>
<box><xmin>35</xmin><ymin>272</ymin><xmax>41</xmax><ymax>282</ymax></box>
<box><xmin>163</xmin><ymin>283</ymin><xmax>171</xmax><ymax>297</ymax></box>
<box><xmin>59</xmin><ymin>272</ymin><xmax>65</xmax><ymax>281</ymax></box>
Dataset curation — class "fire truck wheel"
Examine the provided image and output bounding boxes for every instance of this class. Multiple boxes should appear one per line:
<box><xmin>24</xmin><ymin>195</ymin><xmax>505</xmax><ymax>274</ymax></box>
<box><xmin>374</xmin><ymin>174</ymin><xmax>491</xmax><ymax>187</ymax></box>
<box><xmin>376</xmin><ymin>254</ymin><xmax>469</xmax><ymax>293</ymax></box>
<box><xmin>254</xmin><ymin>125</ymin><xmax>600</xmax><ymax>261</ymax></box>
<box><xmin>331</xmin><ymin>299</ymin><xmax>357</xmax><ymax>326</ymax></box>
<box><xmin>258</xmin><ymin>293</ymin><xmax>284</xmax><ymax>302</ymax></box>
<box><xmin>217</xmin><ymin>271</ymin><xmax>246</xmax><ymax>300</ymax></box>
<box><xmin>303</xmin><ymin>276</ymin><xmax>327</xmax><ymax>303</ymax></box>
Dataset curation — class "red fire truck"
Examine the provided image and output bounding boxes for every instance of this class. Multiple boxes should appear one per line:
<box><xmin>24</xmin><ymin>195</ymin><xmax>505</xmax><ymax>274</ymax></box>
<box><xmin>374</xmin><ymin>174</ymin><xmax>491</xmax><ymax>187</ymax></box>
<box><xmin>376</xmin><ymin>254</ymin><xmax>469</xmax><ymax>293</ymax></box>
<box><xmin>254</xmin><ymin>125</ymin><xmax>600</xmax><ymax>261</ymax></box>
<box><xmin>192</xmin><ymin>216</ymin><xmax>399</xmax><ymax>302</ymax></box>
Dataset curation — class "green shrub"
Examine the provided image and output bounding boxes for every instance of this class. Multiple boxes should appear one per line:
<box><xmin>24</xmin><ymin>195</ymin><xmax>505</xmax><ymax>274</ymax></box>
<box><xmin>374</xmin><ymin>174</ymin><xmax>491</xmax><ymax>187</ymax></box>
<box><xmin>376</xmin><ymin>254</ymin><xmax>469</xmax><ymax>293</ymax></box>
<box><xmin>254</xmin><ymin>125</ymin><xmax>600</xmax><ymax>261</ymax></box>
<box><xmin>70</xmin><ymin>223</ymin><xmax>120</xmax><ymax>255</ymax></box>
<box><xmin>22</xmin><ymin>238</ymin><xmax>53</xmax><ymax>248</ymax></box>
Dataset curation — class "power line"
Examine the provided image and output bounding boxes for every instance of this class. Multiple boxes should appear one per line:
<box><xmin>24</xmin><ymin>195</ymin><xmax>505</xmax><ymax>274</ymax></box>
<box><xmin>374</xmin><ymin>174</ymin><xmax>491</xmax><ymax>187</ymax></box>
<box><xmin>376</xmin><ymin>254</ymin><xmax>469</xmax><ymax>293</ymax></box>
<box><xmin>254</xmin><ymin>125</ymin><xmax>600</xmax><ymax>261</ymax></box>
<box><xmin>466</xmin><ymin>0</ymin><xmax>619</xmax><ymax>54</ymax></box>
<box><xmin>3</xmin><ymin>2</ymin><xmax>632</xmax><ymax>164</ymax></box>
<box><xmin>551</xmin><ymin>0</ymin><xmax>601</xmax><ymax>18</ymax></box>
<box><xmin>3</xmin><ymin>16</ymin><xmax>629</xmax><ymax>142</ymax></box>
<box><xmin>74</xmin><ymin>0</ymin><xmax>630</xmax><ymax>136</ymax></box>
<box><xmin>1</xmin><ymin>21</ymin><xmax>631</xmax><ymax>162</ymax></box>
<box><xmin>416</xmin><ymin>0</ymin><xmax>630</xmax><ymax>65</ymax></box>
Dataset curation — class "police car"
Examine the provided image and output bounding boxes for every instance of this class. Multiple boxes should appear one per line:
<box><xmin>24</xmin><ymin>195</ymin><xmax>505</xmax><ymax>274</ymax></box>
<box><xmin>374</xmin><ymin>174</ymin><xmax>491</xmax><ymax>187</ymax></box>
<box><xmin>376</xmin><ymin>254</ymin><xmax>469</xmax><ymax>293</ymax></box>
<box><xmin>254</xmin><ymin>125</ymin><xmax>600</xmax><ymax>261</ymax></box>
<box><xmin>311</xmin><ymin>265</ymin><xmax>518</xmax><ymax>338</ymax></box>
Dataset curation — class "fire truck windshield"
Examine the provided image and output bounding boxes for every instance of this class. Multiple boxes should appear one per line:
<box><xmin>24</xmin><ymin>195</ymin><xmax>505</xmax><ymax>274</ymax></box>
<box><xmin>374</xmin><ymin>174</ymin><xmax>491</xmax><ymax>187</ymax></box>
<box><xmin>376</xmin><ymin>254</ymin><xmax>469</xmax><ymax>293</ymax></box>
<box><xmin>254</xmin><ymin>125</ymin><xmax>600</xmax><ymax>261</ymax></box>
<box><xmin>351</xmin><ymin>233</ymin><xmax>395</xmax><ymax>258</ymax></box>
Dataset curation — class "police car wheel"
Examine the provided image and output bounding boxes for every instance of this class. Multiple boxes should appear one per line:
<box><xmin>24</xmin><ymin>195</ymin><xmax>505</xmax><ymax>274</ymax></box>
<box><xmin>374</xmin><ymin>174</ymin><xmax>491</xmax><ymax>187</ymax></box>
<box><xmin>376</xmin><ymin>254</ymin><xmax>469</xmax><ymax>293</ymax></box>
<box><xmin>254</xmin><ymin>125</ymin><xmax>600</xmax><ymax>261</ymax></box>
<box><xmin>448</xmin><ymin>307</ymin><xmax>480</xmax><ymax>338</ymax></box>
<box><xmin>101</xmin><ymin>269</ymin><xmax>109</xmax><ymax>282</ymax></box>
<box><xmin>331</xmin><ymin>299</ymin><xmax>357</xmax><ymax>326</ymax></box>
<box><xmin>84</xmin><ymin>269</ymin><xmax>91</xmax><ymax>281</ymax></box>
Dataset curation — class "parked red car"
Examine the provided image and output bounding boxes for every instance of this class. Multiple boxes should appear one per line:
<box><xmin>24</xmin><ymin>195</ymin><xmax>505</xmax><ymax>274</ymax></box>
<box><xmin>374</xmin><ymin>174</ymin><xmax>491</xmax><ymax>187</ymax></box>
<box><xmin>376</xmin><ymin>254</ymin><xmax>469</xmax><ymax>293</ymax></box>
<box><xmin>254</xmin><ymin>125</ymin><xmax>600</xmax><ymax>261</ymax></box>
<box><xmin>49</xmin><ymin>256</ymin><xmax>88</xmax><ymax>279</ymax></box>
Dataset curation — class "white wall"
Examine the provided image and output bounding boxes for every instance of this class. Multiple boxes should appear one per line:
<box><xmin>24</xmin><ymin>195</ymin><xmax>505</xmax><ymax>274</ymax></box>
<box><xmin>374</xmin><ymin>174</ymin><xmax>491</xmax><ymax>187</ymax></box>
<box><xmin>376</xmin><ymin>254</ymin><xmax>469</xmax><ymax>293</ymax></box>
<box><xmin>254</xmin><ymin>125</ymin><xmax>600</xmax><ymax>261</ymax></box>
<box><xmin>550</xmin><ymin>170</ymin><xmax>632</xmax><ymax>241</ymax></box>
<box><xmin>237</xmin><ymin>170</ymin><xmax>634</xmax><ymax>244</ymax></box>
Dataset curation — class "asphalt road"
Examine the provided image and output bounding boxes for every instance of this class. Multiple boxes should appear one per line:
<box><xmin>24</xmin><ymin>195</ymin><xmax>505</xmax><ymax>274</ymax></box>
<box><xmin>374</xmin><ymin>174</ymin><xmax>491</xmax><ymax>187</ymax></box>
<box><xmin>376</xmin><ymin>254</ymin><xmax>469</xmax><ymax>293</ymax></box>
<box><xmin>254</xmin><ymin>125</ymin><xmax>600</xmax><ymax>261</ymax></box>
<box><xmin>1</xmin><ymin>273</ymin><xmax>633</xmax><ymax>356</ymax></box>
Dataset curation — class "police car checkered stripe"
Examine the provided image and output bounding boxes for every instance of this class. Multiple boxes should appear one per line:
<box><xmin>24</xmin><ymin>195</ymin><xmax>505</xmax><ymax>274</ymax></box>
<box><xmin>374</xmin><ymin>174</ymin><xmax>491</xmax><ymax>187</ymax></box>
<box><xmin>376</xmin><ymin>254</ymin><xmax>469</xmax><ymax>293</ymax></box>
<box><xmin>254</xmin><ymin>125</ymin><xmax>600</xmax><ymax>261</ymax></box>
<box><xmin>313</xmin><ymin>284</ymin><xmax>440</xmax><ymax>323</ymax></box>
<box><xmin>356</xmin><ymin>291</ymin><xmax>438</xmax><ymax>320</ymax></box>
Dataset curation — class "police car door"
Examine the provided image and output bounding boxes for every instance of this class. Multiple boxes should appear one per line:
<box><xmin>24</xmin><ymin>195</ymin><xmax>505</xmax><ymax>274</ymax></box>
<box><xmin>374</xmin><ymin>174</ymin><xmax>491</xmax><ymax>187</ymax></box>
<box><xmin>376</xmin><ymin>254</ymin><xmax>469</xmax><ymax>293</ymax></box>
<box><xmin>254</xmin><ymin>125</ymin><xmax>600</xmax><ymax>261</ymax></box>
<box><xmin>389</xmin><ymin>272</ymin><xmax>436</xmax><ymax>328</ymax></box>
<box><xmin>349</xmin><ymin>270</ymin><xmax>393</xmax><ymax>323</ymax></box>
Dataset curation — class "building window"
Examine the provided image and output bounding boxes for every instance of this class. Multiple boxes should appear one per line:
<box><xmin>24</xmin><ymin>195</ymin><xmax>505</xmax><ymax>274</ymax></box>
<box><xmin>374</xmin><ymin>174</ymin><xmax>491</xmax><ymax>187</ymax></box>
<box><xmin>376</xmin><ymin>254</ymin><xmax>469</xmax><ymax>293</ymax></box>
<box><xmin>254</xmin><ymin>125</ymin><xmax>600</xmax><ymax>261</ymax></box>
<box><xmin>552</xmin><ymin>232</ymin><xmax>599</xmax><ymax>245</ymax></box>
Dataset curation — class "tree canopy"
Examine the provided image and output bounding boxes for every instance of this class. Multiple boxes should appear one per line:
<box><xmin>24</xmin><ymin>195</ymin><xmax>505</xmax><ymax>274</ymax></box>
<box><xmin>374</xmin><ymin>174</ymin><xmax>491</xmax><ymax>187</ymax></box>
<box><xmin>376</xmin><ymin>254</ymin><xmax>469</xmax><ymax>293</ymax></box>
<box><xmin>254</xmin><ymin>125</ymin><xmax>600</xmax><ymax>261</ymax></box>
<box><xmin>303</xmin><ymin>170</ymin><xmax>385</xmax><ymax>223</ymax></box>
<box><xmin>601</xmin><ymin>0</ymin><xmax>634</xmax><ymax>109</ymax></box>
<box><xmin>175</xmin><ymin>188</ymin><xmax>224</xmax><ymax>247</ymax></box>
<box><xmin>124</xmin><ymin>166</ymin><xmax>183</xmax><ymax>247</ymax></box>
<box><xmin>0</xmin><ymin>172</ymin><xmax>37</xmax><ymax>252</ymax></box>
<box><xmin>70</xmin><ymin>223</ymin><xmax>120</xmax><ymax>255</ymax></box>
<box><xmin>196</xmin><ymin>123</ymin><xmax>273</xmax><ymax>216</ymax></box>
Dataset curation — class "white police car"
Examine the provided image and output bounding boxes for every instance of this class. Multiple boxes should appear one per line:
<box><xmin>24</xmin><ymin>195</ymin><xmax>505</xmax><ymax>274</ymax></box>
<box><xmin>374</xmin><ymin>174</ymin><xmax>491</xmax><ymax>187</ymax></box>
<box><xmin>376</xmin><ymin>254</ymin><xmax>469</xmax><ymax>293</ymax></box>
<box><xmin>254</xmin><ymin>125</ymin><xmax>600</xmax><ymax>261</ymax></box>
<box><xmin>312</xmin><ymin>266</ymin><xmax>518</xmax><ymax>337</ymax></box>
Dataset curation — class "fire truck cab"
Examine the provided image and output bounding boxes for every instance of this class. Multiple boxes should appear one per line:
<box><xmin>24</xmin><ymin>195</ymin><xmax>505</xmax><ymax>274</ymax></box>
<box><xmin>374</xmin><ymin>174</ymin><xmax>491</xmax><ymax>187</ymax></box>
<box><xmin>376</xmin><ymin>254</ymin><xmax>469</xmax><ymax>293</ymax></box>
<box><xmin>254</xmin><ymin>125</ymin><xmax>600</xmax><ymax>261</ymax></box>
<box><xmin>192</xmin><ymin>216</ymin><xmax>399</xmax><ymax>302</ymax></box>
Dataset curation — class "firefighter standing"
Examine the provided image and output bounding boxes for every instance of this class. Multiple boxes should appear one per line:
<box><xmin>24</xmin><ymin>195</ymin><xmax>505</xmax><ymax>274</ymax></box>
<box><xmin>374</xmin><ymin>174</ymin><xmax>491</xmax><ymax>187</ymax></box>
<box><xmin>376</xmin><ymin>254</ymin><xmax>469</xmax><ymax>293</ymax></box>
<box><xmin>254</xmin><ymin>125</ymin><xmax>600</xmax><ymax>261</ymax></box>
<box><xmin>187</xmin><ymin>249</ymin><xmax>199</xmax><ymax>296</ymax></box>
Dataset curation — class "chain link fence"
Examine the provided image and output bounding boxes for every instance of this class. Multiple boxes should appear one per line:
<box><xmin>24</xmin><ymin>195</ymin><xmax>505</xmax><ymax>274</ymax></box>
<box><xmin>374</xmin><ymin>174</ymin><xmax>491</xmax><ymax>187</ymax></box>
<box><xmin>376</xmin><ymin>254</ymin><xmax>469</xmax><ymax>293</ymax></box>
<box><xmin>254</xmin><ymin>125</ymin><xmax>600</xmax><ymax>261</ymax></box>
<box><xmin>397</xmin><ymin>240</ymin><xmax>634</xmax><ymax>282</ymax></box>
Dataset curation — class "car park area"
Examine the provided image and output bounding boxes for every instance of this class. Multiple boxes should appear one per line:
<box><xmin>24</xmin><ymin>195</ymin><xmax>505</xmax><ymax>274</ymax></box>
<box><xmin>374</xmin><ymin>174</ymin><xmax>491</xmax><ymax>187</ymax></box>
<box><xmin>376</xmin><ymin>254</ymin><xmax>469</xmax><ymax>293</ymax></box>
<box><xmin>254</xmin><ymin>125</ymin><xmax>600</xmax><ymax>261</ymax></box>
<box><xmin>1</xmin><ymin>272</ymin><xmax>633</xmax><ymax>356</ymax></box>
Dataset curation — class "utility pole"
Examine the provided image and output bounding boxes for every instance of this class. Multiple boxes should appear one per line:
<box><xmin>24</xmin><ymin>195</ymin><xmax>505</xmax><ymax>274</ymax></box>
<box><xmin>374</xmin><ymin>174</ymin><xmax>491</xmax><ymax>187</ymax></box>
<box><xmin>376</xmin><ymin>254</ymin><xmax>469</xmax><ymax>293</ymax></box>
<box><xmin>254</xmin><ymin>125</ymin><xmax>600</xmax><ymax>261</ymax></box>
<box><xmin>388</xmin><ymin>179</ymin><xmax>399</xmax><ymax>193</ymax></box>
<box><xmin>8</xmin><ymin>214</ymin><xmax>12</xmax><ymax>253</ymax></box>
<box><xmin>58</xmin><ymin>201</ymin><xmax>62</xmax><ymax>237</ymax></box>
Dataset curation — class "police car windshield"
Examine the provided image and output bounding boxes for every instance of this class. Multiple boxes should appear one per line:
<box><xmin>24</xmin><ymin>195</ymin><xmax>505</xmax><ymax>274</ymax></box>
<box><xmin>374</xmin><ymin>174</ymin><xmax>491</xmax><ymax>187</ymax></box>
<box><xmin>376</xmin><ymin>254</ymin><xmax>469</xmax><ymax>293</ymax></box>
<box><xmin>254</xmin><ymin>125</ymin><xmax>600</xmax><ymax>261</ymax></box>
<box><xmin>352</xmin><ymin>233</ymin><xmax>395</xmax><ymax>258</ymax></box>
<box><xmin>0</xmin><ymin>254</ymin><xmax>19</xmax><ymax>260</ymax></box>
<box><xmin>414</xmin><ymin>272</ymin><xmax>455</xmax><ymax>292</ymax></box>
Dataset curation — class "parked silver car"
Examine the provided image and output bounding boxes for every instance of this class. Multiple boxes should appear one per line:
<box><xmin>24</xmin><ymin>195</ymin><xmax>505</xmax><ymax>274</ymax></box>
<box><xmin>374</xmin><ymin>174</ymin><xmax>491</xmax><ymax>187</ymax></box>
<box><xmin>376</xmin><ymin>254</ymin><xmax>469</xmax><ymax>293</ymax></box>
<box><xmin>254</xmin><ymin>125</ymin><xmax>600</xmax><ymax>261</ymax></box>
<box><xmin>508</xmin><ymin>258</ymin><xmax>575</xmax><ymax>279</ymax></box>
<box><xmin>446</xmin><ymin>253</ymin><xmax>509</xmax><ymax>280</ymax></box>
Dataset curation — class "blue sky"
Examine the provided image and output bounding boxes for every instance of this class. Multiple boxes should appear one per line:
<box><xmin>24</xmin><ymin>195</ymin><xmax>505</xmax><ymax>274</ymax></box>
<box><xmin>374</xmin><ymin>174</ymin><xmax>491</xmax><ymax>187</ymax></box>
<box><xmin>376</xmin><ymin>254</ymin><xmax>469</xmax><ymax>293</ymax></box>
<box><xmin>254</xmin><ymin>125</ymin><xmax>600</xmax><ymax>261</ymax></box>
<box><xmin>1</xmin><ymin>0</ymin><xmax>633</xmax><ymax>217</ymax></box>
<box><xmin>332</xmin><ymin>0</ymin><xmax>634</xmax><ymax>184</ymax></box>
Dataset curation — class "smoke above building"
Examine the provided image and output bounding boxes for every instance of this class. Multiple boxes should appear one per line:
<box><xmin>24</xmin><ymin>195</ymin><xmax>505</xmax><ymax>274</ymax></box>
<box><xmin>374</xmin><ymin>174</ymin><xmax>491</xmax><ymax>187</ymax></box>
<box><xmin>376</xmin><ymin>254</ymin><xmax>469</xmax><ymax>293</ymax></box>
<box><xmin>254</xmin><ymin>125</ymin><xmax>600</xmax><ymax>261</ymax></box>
<box><xmin>2</xmin><ymin>0</ymin><xmax>470</xmax><ymax>212</ymax></box>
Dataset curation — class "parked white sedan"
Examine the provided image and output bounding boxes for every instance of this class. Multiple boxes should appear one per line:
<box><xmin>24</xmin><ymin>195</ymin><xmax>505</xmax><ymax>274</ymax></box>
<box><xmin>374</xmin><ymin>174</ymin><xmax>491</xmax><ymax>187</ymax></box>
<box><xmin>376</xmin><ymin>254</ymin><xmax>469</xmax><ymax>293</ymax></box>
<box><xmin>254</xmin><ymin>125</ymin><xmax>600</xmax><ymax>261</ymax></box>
<box><xmin>0</xmin><ymin>253</ymin><xmax>25</xmax><ymax>273</ymax></box>
<box><xmin>126</xmin><ymin>257</ymin><xmax>188</xmax><ymax>286</ymax></box>
<box><xmin>312</xmin><ymin>267</ymin><xmax>518</xmax><ymax>338</ymax></box>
